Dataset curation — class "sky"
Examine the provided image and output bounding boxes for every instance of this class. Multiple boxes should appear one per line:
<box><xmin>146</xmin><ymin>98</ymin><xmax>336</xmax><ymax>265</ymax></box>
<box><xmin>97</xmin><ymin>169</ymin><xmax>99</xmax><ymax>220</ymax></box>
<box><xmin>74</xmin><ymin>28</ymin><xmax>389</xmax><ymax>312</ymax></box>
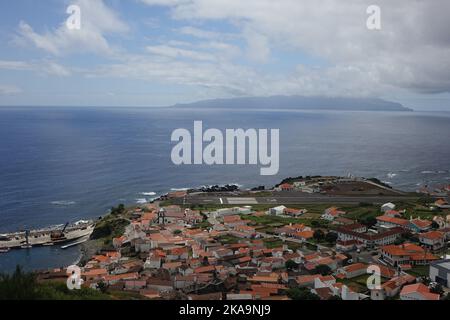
<box><xmin>0</xmin><ymin>0</ymin><xmax>450</xmax><ymax>110</ymax></box>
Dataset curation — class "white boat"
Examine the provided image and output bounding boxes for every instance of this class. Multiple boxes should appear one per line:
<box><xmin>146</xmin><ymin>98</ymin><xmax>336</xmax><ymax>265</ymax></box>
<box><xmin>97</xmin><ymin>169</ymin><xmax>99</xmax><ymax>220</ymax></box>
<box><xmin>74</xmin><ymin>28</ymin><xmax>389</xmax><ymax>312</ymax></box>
<box><xmin>0</xmin><ymin>220</ymin><xmax>95</xmax><ymax>250</ymax></box>
<box><xmin>0</xmin><ymin>247</ymin><xmax>10</xmax><ymax>253</ymax></box>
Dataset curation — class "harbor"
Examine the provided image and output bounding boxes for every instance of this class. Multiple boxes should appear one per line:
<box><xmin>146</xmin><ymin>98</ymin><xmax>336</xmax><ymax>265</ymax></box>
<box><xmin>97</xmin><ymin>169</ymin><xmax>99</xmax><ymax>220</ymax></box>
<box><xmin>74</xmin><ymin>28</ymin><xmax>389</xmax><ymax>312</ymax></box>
<box><xmin>0</xmin><ymin>220</ymin><xmax>95</xmax><ymax>251</ymax></box>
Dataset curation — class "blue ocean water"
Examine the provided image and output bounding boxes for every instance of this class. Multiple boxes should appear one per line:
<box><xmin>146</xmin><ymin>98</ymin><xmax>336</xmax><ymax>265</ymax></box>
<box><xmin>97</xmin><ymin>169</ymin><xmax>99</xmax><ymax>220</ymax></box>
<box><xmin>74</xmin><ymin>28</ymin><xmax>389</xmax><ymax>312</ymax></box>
<box><xmin>0</xmin><ymin>107</ymin><xmax>449</xmax><ymax>273</ymax></box>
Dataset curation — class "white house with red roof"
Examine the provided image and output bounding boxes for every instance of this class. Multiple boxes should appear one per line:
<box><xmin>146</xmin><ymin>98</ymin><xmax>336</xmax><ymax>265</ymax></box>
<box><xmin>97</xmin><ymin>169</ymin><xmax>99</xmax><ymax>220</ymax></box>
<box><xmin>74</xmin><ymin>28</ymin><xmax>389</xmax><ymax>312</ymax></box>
<box><xmin>419</xmin><ymin>231</ymin><xmax>445</xmax><ymax>251</ymax></box>
<box><xmin>400</xmin><ymin>283</ymin><xmax>440</xmax><ymax>300</ymax></box>
<box><xmin>321</xmin><ymin>207</ymin><xmax>346</xmax><ymax>221</ymax></box>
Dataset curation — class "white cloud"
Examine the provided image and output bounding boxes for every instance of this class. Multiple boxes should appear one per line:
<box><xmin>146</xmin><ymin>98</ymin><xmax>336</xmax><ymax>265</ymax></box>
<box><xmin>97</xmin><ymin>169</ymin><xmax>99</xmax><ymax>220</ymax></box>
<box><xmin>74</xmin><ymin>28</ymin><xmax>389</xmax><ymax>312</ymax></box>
<box><xmin>179</xmin><ymin>26</ymin><xmax>222</xmax><ymax>40</ymax></box>
<box><xmin>0</xmin><ymin>85</ymin><xmax>22</xmax><ymax>95</ymax></box>
<box><xmin>140</xmin><ymin>0</ymin><xmax>192</xmax><ymax>6</ymax></box>
<box><xmin>16</xmin><ymin>0</ymin><xmax>128</xmax><ymax>56</ymax></box>
<box><xmin>0</xmin><ymin>60</ymin><xmax>71</xmax><ymax>77</ymax></box>
<box><xmin>146</xmin><ymin>45</ymin><xmax>216</xmax><ymax>61</ymax></box>
<box><xmin>140</xmin><ymin>0</ymin><xmax>450</xmax><ymax>96</ymax></box>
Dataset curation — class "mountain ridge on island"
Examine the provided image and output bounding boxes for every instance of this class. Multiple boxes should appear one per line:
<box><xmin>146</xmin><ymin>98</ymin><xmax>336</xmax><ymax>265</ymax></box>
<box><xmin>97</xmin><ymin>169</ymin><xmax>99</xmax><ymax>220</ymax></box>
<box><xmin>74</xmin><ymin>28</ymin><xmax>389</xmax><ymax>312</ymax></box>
<box><xmin>171</xmin><ymin>95</ymin><xmax>412</xmax><ymax>112</ymax></box>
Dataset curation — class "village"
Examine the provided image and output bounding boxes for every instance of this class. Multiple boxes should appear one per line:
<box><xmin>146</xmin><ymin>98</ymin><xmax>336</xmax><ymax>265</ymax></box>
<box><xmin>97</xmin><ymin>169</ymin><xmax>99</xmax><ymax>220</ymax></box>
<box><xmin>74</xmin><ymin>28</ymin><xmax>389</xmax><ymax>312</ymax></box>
<box><xmin>37</xmin><ymin>177</ymin><xmax>450</xmax><ymax>301</ymax></box>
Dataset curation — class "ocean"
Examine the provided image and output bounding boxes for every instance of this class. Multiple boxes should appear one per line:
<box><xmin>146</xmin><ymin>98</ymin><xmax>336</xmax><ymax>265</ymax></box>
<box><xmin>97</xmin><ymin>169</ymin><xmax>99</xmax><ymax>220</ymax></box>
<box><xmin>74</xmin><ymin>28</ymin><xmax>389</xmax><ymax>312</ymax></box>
<box><xmin>0</xmin><ymin>106</ymin><xmax>449</xmax><ymax>273</ymax></box>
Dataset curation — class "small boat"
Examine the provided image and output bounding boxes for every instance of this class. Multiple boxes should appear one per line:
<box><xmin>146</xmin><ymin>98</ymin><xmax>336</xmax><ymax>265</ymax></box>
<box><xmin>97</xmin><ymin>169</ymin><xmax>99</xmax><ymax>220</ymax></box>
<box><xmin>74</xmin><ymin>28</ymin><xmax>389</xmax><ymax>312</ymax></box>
<box><xmin>0</xmin><ymin>247</ymin><xmax>10</xmax><ymax>253</ymax></box>
<box><xmin>20</xmin><ymin>244</ymin><xmax>32</xmax><ymax>249</ymax></box>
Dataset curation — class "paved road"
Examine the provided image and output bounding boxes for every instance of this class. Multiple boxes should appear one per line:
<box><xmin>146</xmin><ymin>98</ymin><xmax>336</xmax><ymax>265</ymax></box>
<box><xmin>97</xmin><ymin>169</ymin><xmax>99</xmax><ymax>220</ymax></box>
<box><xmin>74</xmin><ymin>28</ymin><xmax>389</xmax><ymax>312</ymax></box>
<box><xmin>175</xmin><ymin>194</ymin><xmax>420</xmax><ymax>206</ymax></box>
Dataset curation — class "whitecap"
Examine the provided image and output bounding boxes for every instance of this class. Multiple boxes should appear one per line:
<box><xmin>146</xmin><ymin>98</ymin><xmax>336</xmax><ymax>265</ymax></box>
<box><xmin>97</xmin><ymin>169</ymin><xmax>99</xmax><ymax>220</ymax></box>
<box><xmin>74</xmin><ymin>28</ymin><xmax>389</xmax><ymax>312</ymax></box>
<box><xmin>141</xmin><ymin>192</ymin><xmax>156</xmax><ymax>196</ymax></box>
<box><xmin>387</xmin><ymin>173</ymin><xmax>397</xmax><ymax>179</ymax></box>
<box><xmin>421</xmin><ymin>171</ymin><xmax>435</xmax><ymax>174</ymax></box>
<box><xmin>135</xmin><ymin>198</ymin><xmax>148</xmax><ymax>204</ymax></box>
<box><xmin>171</xmin><ymin>188</ymin><xmax>190</xmax><ymax>191</ymax></box>
<box><xmin>381</xmin><ymin>181</ymin><xmax>392</xmax><ymax>185</ymax></box>
<box><xmin>51</xmin><ymin>200</ymin><xmax>76</xmax><ymax>206</ymax></box>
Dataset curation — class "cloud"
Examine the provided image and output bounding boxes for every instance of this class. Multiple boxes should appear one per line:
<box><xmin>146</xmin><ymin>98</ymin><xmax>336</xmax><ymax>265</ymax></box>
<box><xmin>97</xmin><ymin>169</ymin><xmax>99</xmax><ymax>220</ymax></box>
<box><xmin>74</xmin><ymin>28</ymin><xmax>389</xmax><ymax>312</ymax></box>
<box><xmin>16</xmin><ymin>0</ymin><xmax>128</xmax><ymax>56</ymax></box>
<box><xmin>179</xmin><ymin>26</ymin><xmax>222</xmax><ymax>40</ymax></box>
<box><xmin>139</xmin><ymin>0</ymin><xmax>450</xmax><ymax>96</ymax></box>
<box><xmin>140</xmin><ymin>0</ymin><xmax>192</xmax><ymax>6</ymax></box>
<box><xmin>0</xmin><ymin>60</ymin><xmax>71</xmax><ymax>77</ymax></box>
<box><xmin>146</xmin><ymin>45</ymin><xmax>216</xmax><ymax>61</ymax></box>
<box><xmin>0</xmin><ymin>85</ymin><xmax>22</xmax><ymax>95</ymax></box>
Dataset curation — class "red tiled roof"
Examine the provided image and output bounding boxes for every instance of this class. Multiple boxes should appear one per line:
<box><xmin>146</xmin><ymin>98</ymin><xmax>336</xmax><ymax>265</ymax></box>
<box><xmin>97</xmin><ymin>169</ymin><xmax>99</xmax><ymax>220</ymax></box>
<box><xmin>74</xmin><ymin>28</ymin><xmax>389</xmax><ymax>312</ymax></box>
<box><xmin>376</xmin><ymin>215</ymin><xmax>409</xmax><ymax>226</ymax></box>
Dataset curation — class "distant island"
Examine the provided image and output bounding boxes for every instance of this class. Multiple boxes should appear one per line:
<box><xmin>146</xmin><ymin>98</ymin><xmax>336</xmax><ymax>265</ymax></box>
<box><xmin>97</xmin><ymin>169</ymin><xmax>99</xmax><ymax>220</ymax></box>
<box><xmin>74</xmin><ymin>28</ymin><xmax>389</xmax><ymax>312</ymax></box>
<box><xmin>171</xmin><ymin>95</ymin><xmax>412</xmax><ymax>112</ymax></box>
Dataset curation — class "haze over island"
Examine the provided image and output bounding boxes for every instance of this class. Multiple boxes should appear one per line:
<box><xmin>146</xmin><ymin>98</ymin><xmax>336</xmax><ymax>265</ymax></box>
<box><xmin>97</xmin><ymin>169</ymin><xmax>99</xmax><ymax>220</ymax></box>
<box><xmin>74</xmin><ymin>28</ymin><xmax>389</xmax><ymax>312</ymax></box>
<box><xmin>172</xmin><ymin>96</ymin><xmax>412</xmax><ymax>112</ymax></box>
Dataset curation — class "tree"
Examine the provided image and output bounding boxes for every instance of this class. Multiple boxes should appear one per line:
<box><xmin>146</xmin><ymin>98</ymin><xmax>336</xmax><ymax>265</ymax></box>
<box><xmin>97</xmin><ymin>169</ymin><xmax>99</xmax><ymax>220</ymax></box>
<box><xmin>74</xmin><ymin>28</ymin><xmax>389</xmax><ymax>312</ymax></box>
<box><xmin>96</xmin><ymin>281</ymin><xmax>108</xmax><ymax>294</ymax></box>
<box><xmin>314</xmin><ymin>264</ymin><xmax>332</xmax><ymax>276</ymax></box>
<box><xmin>111</xmin><ymin>204</ymin><xmax>126</xmax><ymax>215</ymax></box>
<box><xmin>430</xmin><ymin>283</ymin><xmax>444</xmax><ymax>295</ymax></box>
<box><xmin>0</xmin><ymin>266</ymin><xmax>38</xmax><ymax>300</ymax></box>
<box><xmin>313</xmin><ymin>230</ymin><xmax>325</xmax><ymax>241</ymax></box>
<box><xmin>325</xmin><ymin>232</ymin><xmax>338</xmax><ymax>244</ymax></box>
<box><xmin>328</xmin><ymin>295</ymin><xmax>342</xmax><ymax>300</ymax></box>
<box><xmin>173</xmin><ymin>230</ymin><xmax>182</xmax><ymax>235</ymax></box>
<box><xmin>360</xmin><ymin>217</ymin><xmax>377</xmax><ymax>228</ymax></box>
<box><xmin>285</xmin><ymin>260</ymin><xmax>298</xmax><ymax>271</ymax></box>
<box><xmin>287</xmin><ymin>288</ymin><xmax>320</xmax><ymax>300</ymax></box>
<box><xmin>311</xmin><ymin>220</ymin><xmax>320</xmax><ymax>228</ymax></box>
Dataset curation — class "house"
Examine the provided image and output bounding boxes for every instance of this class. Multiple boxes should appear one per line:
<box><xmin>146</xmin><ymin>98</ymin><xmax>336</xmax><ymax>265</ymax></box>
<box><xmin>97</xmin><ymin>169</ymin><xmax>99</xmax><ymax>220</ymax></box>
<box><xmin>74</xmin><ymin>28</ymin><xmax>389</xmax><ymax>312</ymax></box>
<box><xmin>146</xmin><ymin>279</ymin><xmax>174</xmax><ymax>294</ymax></box>
<box><xmin>284</xmin><ymin>208</ymin><xmax>307</xmax><ymax>217</ymax></box>
<box><xmin>385</xmin><ymin>210</ymin><xmax>402</xmax><ymax>218</ymax></box>
<box><xmin>81</xmin><ymin>268</ymin><xmax>108</xmax><ymax>282</ymax></box>
<box><xmin>435</xmin><ymin>199</ymin><xmax>450</xmax><ymax>209</ymax></box>
<box><xmin>294</xmin><ymin>230</ymin><xmax>314</xmax><ymax>242</ymax></box>
<box><xmin>430</xmin><ymin>260</ymin><xmax>450</xmax><ymax>288</ymax></box>
<box><xmin>332</xmin><ymin>217</ymin><xmax>356</xmax><ymax>226</ymax></box>
<box><xmin>321</xmin><ymin>207</ymin><xmax>346</xmax><ymax>221</ymax></box>
<box><xmin>433</xmin><ymin>216</ymin><xmax>447</xmax><ymax>229</ymax></box>
<box><xmin>336</xmin><ymin>239</ymin><xmax>364</xmax><ymax>252</ymax></box>
<box><xmin>223</xmin><ymin>215</ymin><xmax>246</xmax><ymax>227</ymax></box>
<box><xmin>269</xmin><ymin>205</ymin><xmax>287</xmax><ymax>216</ymax></box>
<box><xmin>400</xmin><ymin>283</ymin><xmax>440</xmax><ymax>300</ymax></box>
<box><xmin>313</xmin><ymin>275</ymin><xmax>366</xmax><ymax>300</ymax></box>
<box><xmin>409</xmin><ymin>218</ymin><xmax>433</xmax><ymax>233</ymax></box>
<box><xmin>335</xmin><ymin>225</ymin><xmax>402</xmax><ymax>248</ymax></box>
<box><xmin>376</xmin><ymin>215</ymin><xmax>410</xmax><ymax>229</ymax></box>
<box><xmin>419</xmin><ymin>231</ymin><xmax>445</xmax><ymax>251</ymax></box>
<box><xmin>144</xmin><ymin>257</ymin><xmax>162</xmax><ymax>270</ymax></box>
<box><xmin>113</xmin><ymin>235</ymin><xmax>129</xmax><ymax>249</ymax></box>
<box><xmin>336</xmin><ymin>263</ymin><xmax>368</xmax><ymax>279</ymax></box>
<box><xmin>381</xmin><ymin>243</ymin><xmax>439</xmax><ymax>266</ymax></box>
<box><xmin>125</xmin><ymin>280</ymin><xmax>147</xmax><ymax>291</ymax></box>
<box><xmin>213</xmin><ymin>207</ymin><xmax>252</xmax><ymax>218</ymax></box>
<box><xmin>370</xmin><ymin>274</ymin><xmax>415</xmax><ymax>300</ymax></box>
<box><xmin>162</xmin><ymin>261</ymin><xmax>183</xmax><ymax>274</ymax></box>
<box><xmin>278</xmin><ymin>183</ymin><xmax>294</xmax><ymax>191</ymax></box>
<box><xmin>381</xmin><ymin>202</ymin><xmax>396</xmax><ymax>212</ymax></box>
<box><xmin>104</xmin><ymin>272</ymin><xmax>139</xmax><ymax>285</ymax></box>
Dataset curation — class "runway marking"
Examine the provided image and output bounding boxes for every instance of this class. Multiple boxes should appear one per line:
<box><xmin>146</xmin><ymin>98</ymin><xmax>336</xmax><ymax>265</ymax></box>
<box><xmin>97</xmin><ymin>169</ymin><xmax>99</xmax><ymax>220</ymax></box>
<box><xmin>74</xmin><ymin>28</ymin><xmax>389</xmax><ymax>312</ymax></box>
<box><xmin>227</xmin><ymin>197</ymin><xmax>258</xmax><ymax>205</ymax></box>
